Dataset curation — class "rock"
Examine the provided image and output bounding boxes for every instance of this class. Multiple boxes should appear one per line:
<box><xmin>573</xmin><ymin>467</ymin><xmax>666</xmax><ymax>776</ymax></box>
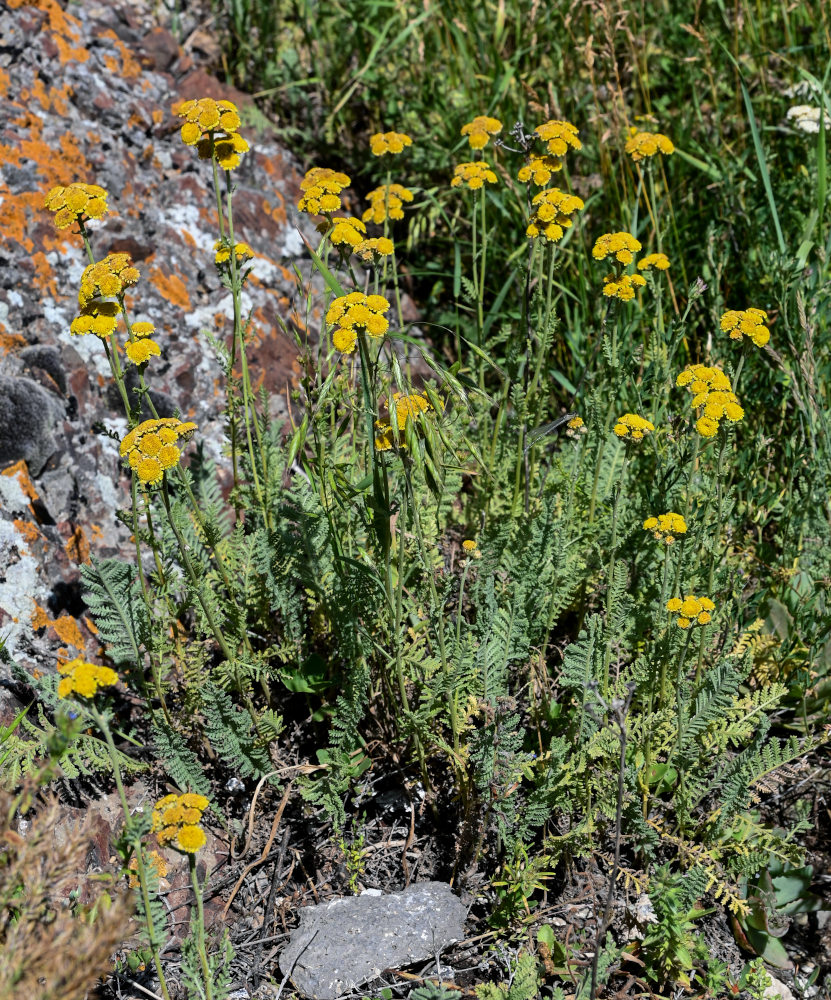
<box><xmin>0</xmin><ymin>375</ymin><xmax>65</xmax><ymax>475</ymax></box>
<box><xmin>279</xmin><ymin>882</ymin><xmax>467</xmax><ymax>999</ymax></box>
<box><xmin>764</xmin><ymin>975</ymin><xmax>795</xmax><ymax>1000</ymax></box>
<box><xmin>20</xmin><ymin>344</ymin><xmax>67</xmax><ymax>395</ymax></box>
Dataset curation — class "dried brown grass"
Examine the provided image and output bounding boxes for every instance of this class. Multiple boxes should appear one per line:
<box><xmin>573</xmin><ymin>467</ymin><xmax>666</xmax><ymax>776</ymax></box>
<box><xmin>0</xmin><ymin>782</ymin><xmax>133</xmax><ymax>1000</ymax></box>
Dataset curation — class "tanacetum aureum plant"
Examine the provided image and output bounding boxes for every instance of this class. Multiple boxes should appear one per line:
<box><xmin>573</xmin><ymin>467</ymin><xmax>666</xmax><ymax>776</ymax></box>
<box><xmin>5</xmin><ymin>70</ymin><xmax>829</xmax><ymax>997</ymax></box>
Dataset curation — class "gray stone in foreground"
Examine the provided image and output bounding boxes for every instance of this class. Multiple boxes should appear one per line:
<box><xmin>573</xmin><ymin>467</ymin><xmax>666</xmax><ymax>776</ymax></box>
<box><xmin>278</xmin><ymin>882</ymin><xmax>467</xmax><ymax>999</ymax></box>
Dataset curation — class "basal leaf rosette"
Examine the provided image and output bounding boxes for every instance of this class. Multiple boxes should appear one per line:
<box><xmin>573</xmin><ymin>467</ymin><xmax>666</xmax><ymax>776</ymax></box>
<box><xmin>120</xmin><ymin>417</ymin><xmax>198</xmax><ymax>488</ymax></box>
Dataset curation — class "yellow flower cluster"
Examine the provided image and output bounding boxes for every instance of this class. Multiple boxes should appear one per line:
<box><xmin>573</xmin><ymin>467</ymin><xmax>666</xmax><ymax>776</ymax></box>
<box><xmin>125</xmin><ymin>321</ymin><xmax>162</xmax><ymax>366</ymax></box>
<box><xmin>517</xmin><ymin>154</ymin><xmax>564</xmax><ymax>186</ymax></box>
<box><xmin>120</xmin><ymin>417</ymin><xmax>198</xmax><ymax>487</ymax></box>
<box><xmin>534</xmin><ymin>119</ymin><xmax>582</xmax><ymax>156</ymax></box>
<box><xmin>392</xmin><ymin>391</ymin><xmax>431</xmax><ymax>429</ymax></box>
<box><xmin>370</xmin><ymin>131</ymin><xmax>413</xmax><ymax>156</ymax></box>
<box><xmin>676</xmin><ymin>365</ymin><xmax>744</xmax><ymax>437</ymax></box>
<box><xmin>71</xmin><ymin>300</ymin><xmax>120</xmax><ymax>340</ymax></box>
<box><xmin>354</xmin><ymin>237</ymin><xmax>394</xmax><ymax>262</ymax></box>
<box><xmin>719</xmin><ymin>307</ymin><xmax>770</xmax><ymax>348</ymax></box>
<box><xmin>78</xmin><ymin>253</ymin><xmax>140</xmax><ymax>307</ymax></box>
<box><xmin>643</xmin><ymin>512</ymin><xmax>687</xmax><ymax>543</ymax></box>
<box><xmin>603</xmin><ymin>273</ymin><xmax>647</xmax><ymax>301</ymax></box>
<box><xmin>298</xmin><ymin>167</ymin><xmax>351</xmax><ymax>215</ymax></box>
<box><xmin>329</xmin><ymin>217</ymin><xmax>367</xmax><ymax>247</ymax></box>
<box><xmin>451</xmin><ymin>162</ymin><xmax>498</xmax><ymax>190</ymax></box>
<box><xmin>44</xmin><ymin>183</ymin><xmax>108</xmax><ymax>229</ymax></box>
<box><xmin>177</xmin><ymin>98</ymin><xmax>249</xmax><ymax>170</ymax></box>
<box><xmin>637</xmin><ymin>253</ymin><xmax>671</xmax><ymax>271</ymax></box>
<box><xmin>625</xmin><ymin>128</ymin><xmax>675</xmax><ymax>162</ymax></box>
<box><xmin>613</xmin><ymin>413</ymin><xmax>654</xmax><ymax>441</ymax></box>
<box><xmin>566</xmin><ymin>415</ymin><xmax>587</xmax><ymax>437</ymax></box>
<box><xmin>214</xmin><ymin>240</ymin><xmax>254</xmax><ymax>265</ymax></box>
<box><xmin>666</xmin><ymin>595</ymin><xmax>715</xmax><ymax>629</ymax></box>
<box><xmin>526</xmin><ymin>188</ymin><xmax>585</xmax><ymax>242</ymax></box>
<box><xmin>326</xmin><ymin>292</ymin><xmax>390</xmax><ymax>353</ymax></box>
<box><xmin>362</xmin><ymin>183</ymin><xmax>414</xmax><ymax>223</ymax></box>
<box><xmin>461</xmin><ymin>116</ymin><xmax>503</xmax><ymax>149</ymax></box>
<box><xmin>592</xmin><ymin>232</ymin><xmax>642</xmax><ymax>265</ymax></box>
<box><xmin>151</xmin><ymin>792</ymin><xmax>209</xmax><ymax>854</ymax></box>
<box><xmin>128</xmin><ymin>850</ymin><xmax>168</xmax><ymax>889</ymax></box>
<box><xmin>462</xmin><ymin>538</ymin><xmax>478</xmax><ymax>552</ymax></box>
<box><xmin>375</xmin><ymin>392</ymin><xmax>433</xmax><ymax>450</ymax></box>
<box><xmin>57</xmin><ymin>658</ymin><xmax>118</xmax><ymax>700</ymax></box>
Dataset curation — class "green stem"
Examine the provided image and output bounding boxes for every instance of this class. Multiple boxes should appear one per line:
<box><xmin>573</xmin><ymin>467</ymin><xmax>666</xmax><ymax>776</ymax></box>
<box><xmin>602</xmin><ymin>451</ymin><xmax>629</xmax><ymax>697</ymax></box>
<box><xmin>189</xmin><ymin>855</ymin><xmax>214</xmax><ymax>1000</ymax></box>
<box><xmin>92</xmin><ymin>707</ymin><xmax>171</xmax><ymax>1000</ymax></box>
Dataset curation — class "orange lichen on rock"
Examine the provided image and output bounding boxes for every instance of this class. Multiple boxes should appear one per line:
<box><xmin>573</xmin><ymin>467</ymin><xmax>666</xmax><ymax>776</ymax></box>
<box><xmin>0</xmin><ymin>329</ymin><xmax>27</xmax><ymax>352</ymax></box>
<box><xmin>2</xmin><ymin>460</ymin><xmax>39</xmax><ymax>506</ymax></box>
<box><xmin>64</xmin><ymin>524</ymin><xmax>90</xmax><ymax>564</ymax></box>
<box><xmin>96</xmin><ymin>30</ymin><xmax>143</xmax><ymax>78</ymax></box>
<box><xmin>31</xmin><ymin>251</ymin><xmax>59</xmax><ymax>299</ymax></box>
<box><xmin>8</xmin><ymin>0</ymin><xmax>90</xmax><ymax>64</ymax></box>
<box><xmin>12</xmin><ymin>519</ymin><xmax>40</xmax><ymax>545</ymax></box>
<box><xmin>30</xmin><ymin>602</ymin><xmax>52</xmax><ymax>632</ymax></box>
<box><xmin>150</xmin><ymin>267</ymin><xmax>191</xmax><ymax>310</ymax></box>
<box><xmin>51</xmin><ymin>614</ymin><xmax>86</xmax><ymax>650</ymax></box>
<box><xmin>0</xmin><ymin>68</ymin><xmax>10</xmax><ymax>98</ymax></box>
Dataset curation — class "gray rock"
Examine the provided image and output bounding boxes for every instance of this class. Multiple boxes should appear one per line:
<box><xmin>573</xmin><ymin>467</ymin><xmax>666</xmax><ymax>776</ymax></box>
<box><xmin>0</xmin><ymin>375</ymin><xmax>64</xmax><ymax>476</ymax></box>
<box><xmin>279</xmin><ymin>882</ymin><xmax>467</xmax><ymax>999</ymax></box>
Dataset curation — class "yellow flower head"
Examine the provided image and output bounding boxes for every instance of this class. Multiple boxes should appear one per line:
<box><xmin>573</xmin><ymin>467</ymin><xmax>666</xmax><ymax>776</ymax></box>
<box><xmin>125</xmin><ymin>338</ymin><xmax>161</xmax><ymax>366</ymax></box>
<box><xmin>391</xmin><ymin>391</ymin><xmax>431</xmax><ymax>430</ymax></box>
<box><xmin>45</xmin><ymin>182</ymin><xmax>108</xmax><ymax>229</ymax></box>
<box><xmin>326</xmin><ymin>292</ymin><xmax>390</xmax><ymax>353</ymax></box>
<box><xmin>534</xmin><ymin>119</ymin><xmax>581</xmax><ymax>157</ymax></box>
<box><xmin>370</xmin><ymin>131</ymin><xmax>413</xmax><ymax>156</ymax></box>
<box><xmin>120</xmin><ymin>418</ymin><xmax>198</xmax><ymax>487</ymax></box>
<box><xmin>298</xmin><ymin>167</ymin><xmax>351</xmax><ymax>215</ymax></box>
<box><xmin>214</xmin><ymin>240</ymin><xmax>255</xmax><ymax>265</ymax></box>
<box><xmin>354</xmin><ymin>237</ymin><xmax>395</xmax><ymax>262</ymax></box>
<box><xmin>643</xmin><ymin>511</ymin><xmax>687</xmax><ymax>543</ymax></box>
<box><xmin>462</xmin><ymin>539</ymin><xmax>478</xmax><ymax>552</ymax></box>
<box><xmin>517</xmin><ymin>154</ymin><xmax>564</xmax><ymax>186</ymax></box>
<box><xmin>451</xmin><ymin>162</ymin><xmax>499</xmax><ymax>191</ymax></box>
<box><xmin>56</xmin><ymin>657</ymin><xmax>118</xmax><ymax>700</ymax></box>
<box><xmin>128</xmin><ymin>849</ymin><xmax>168</xmax><ymax>888</ymax></box>
<box><xmin>150</xmin><ymin>792</ymin><xmax>208</xmax><ymax>853</ymax></box>
<box><xmin>361</xmin><ymin>183</ymin><xmax>414</xmax><ymax>224</ymax></box>
<box><xmin>176</xmin><ymin>98</ymin><xmax>247</xmax><ymax>170</ymax></box>
<box><xmin>592</xmin><ymin>232</ymin><xmax>642</xmax><ymax>265</ymax></box>
<box><xmin>666</xmin><ymin>594</ymin><xmax>714</xmax><ymax>627</ymax></box>
<box><xmin>526</xmin><ymin>187</ymin><xmax>585</xmax><ymax>242</ymax></box>
<box><xmin>637</xmin><ymin>253</ymin><xmax>671</xmax><ymax>272</ymax></box>
<box><xmin>460</xmin><ymin>116</ymin><xmax>503</xmax><ymax>149</ymax></box>
<box><xmin>374</xmin><ymin>422</ymin><xmax>394</xmax><ymax>451</ymax></box>
<box><xmin>131</xmin><ymin>321</ymin><xmax>155</xmax><ymax>339</ymax></box>
<box><xmin>177</xmin><ymin>825</ymin><xmax>207</xmax><ymax>854</ymax></box>
<box><xmin>676</xmin><ymin>365</ymin><xmax>744</xmax><ymax>435</ymax></box>
<box><xmin>78</xmin><ymin>254</ymin><xmax>140</xmax><ymax>307</ymax></box>
<box><xmin>70</xmin><ymin>300</ymin><xmax>120</xmax><ymax>340</ymax></box>
<box><xmin>625</xmin><ymin>128</ymin><xmax>675</xmax><ymax>162</ymax></box>
<box><xmin>719</xmin><ymin>307</ymin><xmax>770</xmax><ymax>348</ymax></box>
<box><xmin>563</xmin><ymin>415</ymin><xmax>586</xmax><ymax>440</ymax></box>
<box><xmin>328</xmin><ymin>217</ymin><xmax>367</xmax><ymax>248</ymax></box>
<box><xmin>602</xmin><ymin>273</ymin><xmax>647</xmax><ymax>301</ymax></box>
<box><xmin>612</xmin><ymin>413</ymin><xmax>655</xmax><ymax>441</ymax></box>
